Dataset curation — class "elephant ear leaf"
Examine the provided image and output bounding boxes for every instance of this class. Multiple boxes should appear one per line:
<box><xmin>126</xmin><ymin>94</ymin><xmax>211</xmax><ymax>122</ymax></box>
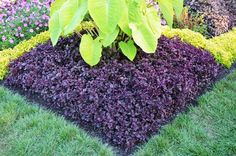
<box><xmin>119</xmin><ymin>40</ymin><xmax>137</xmax><ymax>61</ymax></box>
<box><xmin>88</xmin><ymin>0</ymin><xmax>122</xmax><ymax>34</ymax></box>
<box><xmin>79</xmin><ymin>34</ymin><xmax>102</xmax><ymax>66</ymax></box>
<box><xmin>99</xmin><ymin>27</ymin><xmax>120</xmax><ymax>47</ymax></box>
<box><xmin>128</xmin><ymin>1</ymin><xmax>157</xmax><ymax>53</ymax></box>
<box><xmin>118</xmin><ymin>0</ymin><xmax>132</xmax><ymax>36</ymax></box>
<box><xmin>49</xmin><ymin>0</ymin><xmax>88</xmax><ymax>46</ymax></box>
<box><xmin>64</xmin><ymin>0</ymin><xmax>88</xmax><ymax>35</ymax></box>
<box><xmin>49</xmin><ymin>13</ymin><xmax>62</xmax><ymax>46</ymax></box>
<box><xmin>157</xmin><ymin>0</ymin><xmax>174</xmax><ymax>27</ymax></box>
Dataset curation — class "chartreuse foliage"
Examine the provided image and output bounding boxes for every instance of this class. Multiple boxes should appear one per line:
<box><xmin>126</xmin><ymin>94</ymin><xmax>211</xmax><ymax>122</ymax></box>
<box><xmin>163</xmin><ymin>27</ymin><xmax>236</xmax><ymax>68</ymax></box>
<box><xmin>154</xmin><ymin>0</ymin><xmax>183</xmax><ymax>26</ymax></box>
<box><xmin>49</xmin><ymin>0</ymin><xmax>183</xmax><ymax>66</ymax></box>
<box><xmin>0</xmin><ymin>87</ymin><xmax>114</xmax><ymax>156</ymax></box>
<box><xmin>0</xmin><ymin>31</ymin><xmax>50</xmax><ymax>80</ymax></box>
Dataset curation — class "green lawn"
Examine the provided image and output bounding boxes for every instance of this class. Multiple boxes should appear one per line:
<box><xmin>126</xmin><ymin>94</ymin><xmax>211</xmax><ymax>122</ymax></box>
<box><xmin>0</xmin><ymin>70</ymin><xmax>236</xmax><ymax>156</ymax></box>
<box><xmin>0</xmin><ymin>87</ymin><xmax>114</xmax><ymax>156</ymax></box>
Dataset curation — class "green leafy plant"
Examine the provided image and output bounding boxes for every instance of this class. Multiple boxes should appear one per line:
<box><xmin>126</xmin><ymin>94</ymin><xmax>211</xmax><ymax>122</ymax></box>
<box><xmin>173</xmin><ymin>7</ymin><xmax>208</xmax><ymax>37</ymax></box>
<box><xmin>49</xmin><ymin>0</ymin><xmax>183</xmax><ymax>66</ymax></box>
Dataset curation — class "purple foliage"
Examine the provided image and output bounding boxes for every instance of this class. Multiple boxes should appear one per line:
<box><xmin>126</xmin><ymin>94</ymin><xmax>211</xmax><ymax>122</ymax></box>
<box><xmin>5</xmin><ymin>35</ymin><xmax>221</xmax><ymax>150</ymax></box>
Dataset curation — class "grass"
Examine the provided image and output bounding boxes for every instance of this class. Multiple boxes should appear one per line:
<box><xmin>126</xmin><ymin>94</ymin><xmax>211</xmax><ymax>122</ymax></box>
<box><xmin>0</xmin><ymin>87</ymin><xmax>114</xmax><ymax>156</ymax></box>
<box><xmin>0</xmin><ymin>70</ymin><xmax>236</xmax><ymax>156</ymax></box>
<box><xmin>134</xmin><ymin>70</ymin><xmax>236</xmax><ymax>156</ymax></box>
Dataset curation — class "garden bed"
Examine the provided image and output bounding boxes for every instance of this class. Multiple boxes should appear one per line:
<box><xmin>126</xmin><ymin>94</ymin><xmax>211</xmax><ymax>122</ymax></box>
<box><xmin>3</xmin><ymin>34</ymin><xmax>222</xmax><ymax>152</ymax></box>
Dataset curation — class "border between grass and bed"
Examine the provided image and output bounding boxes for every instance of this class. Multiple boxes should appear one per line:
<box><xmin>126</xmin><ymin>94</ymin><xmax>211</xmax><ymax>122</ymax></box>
<box><xmin>1</xmin><ymin>63</ymin><xmax>236</xmax><ymax>156</ymax></box>
<box><xmin>1</xmin><ymin>27</ymin><xmax>236</xmax><ymax>81</ymax></box>
<box><xmin>0</xmin><ymin>86</ymin><xmax>116</xmax><ymax>156</ymax></box>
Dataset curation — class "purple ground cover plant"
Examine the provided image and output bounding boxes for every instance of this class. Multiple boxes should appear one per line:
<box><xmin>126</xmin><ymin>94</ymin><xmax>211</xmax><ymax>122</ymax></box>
<box><xmin>0</xmin><ymin>0</ymin><xmax>52</xmax><ymax>50</ymax></box>
<box><xmin>5</xmin><ymin>35</ymin><xmax>221</xmax><ymax>150</ymax></box>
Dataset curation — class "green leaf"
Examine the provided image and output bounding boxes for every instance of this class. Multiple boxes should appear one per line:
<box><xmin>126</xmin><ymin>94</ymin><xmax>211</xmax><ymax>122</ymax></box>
<box><xmin>129</xmin><ymin>23</ymin><xmax>157</xmax><ymax>53</ymax></box>
<box><xmin>118</xmin><ymin>0</ymin><xmax>132</xmax><ymax>36</ymax></box>
<box><xmin>49</xmin><ymin>13</ymin><xmax>62</xmax><ymax>46</ymax></box>
<box><xmin>119</xmin><ymin>40</ymin><xmax>137</xmax><ymax>61</ymax></box>
<box><xmin>64</xmin><ymin>0</ymin><xmax>88</xmax><ymax>35</ymax></box>
<box><xmin>50</xmin><ymin>0</ymin><xmax>64</xmax><ymax>16</ymax></box>
<box><xmin>79</xmin><ymin>34</ymin><xmax>102</xmax><ymax>66</ymax></box>
<box><xmin>88</xmin><ymin>0</ymin><xmax>122</xmax><ymax>34</ymax></box>
<box><xmin>172</xmin><ymin>0</ymin><xmax>184</xmax><ymax>19</ymax></box>
<box><xmin>99</xmin><ymin>27</ymin><xmax>120</xmax><ymax>47</ymax></box>
<box><xmin>157</xmin><ymin>0</ymin><xmax>174</xmax><ymax>27</ymax></box>
<box><xmin>49</xmin><ymin>0</ymin><xmax>87</xmax><ymax>45</ymax></box>
<box><xmin>146</xmin><ymin>6</ymin><xmax>162</xmax><ymax>38</ymax></box>
<box><xmin>128</xmin><ymin>1</ymin><xmax>157</xmax><ymax>53</ymax></box>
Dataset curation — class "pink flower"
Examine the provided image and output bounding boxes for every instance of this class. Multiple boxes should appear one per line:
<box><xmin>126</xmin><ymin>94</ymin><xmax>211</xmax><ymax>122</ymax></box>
<box><xmin>44</xmin><ymin>23</ymin><xmax>48</xmax><ymax>27</ymax></box>
<box><xmin>20</xmin><ymin>34</ymin><xmax>24</xmax><ymax>37</ymax></box>
<box><xmin>23</xmin><ymin>23</ymin><xmax>28</xmax><ymax>27</ymax></box>
<box><xmin>29</xmin><ymin>29</ymin><xmax>34</xmax><ymax>33</ymax></box>
<box><xmin>18</xmin><ymin>27</ymin><xmax>22</xmax><ymax>31</ymax></box>
<box><xmin>9</xmin><ymin>39</ymin><xmax>14</xmax><ymax>44</ymax></box>
<box><xmin>2</xmin><ymin>36</ymin><xmax>6</xmax><ymax>41</ymax></box>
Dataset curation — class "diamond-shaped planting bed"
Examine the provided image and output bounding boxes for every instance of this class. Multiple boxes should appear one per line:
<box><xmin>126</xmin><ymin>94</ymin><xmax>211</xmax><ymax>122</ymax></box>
<box><xmin>4</xmin><ymin>35</ymin><xmax>221</xmax><ymax>152</ymax></box>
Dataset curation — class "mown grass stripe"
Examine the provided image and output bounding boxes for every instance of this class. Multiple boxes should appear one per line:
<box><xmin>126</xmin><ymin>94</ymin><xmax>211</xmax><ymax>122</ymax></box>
<box><xmin>0</xmin><ymin>87</ymin><xmax>114</xmax><ymax>156</ymax></box>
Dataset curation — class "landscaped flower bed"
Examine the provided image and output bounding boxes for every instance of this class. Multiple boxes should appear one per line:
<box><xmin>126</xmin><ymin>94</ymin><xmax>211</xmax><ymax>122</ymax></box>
<box><xmin>4</xmin><ymin>34</ymin><xmax>221</xmax><ymax>150</ymax></box>
<box><xmin>1</xmin><ymin>0</ymin><xmax>236</xmax><ymax>155</ymax></box>
<box><xmin>0</xmin><ymin>0</ymin><xmax>52</xmax><ymax>50</ymax></box>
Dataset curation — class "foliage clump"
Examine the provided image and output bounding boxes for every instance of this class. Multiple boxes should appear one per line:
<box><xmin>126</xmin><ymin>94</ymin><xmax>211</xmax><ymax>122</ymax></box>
<box><xmin>49</xmin><ymin>0</ymin><xmax>183</xmax><ymax>66</ymax></box>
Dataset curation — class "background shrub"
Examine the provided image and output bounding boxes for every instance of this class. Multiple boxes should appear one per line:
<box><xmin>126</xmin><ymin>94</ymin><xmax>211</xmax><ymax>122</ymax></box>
<box><xmin>5</xmin><ymin>35</ymin><xmax>221</xmax><ymax>150</ymax></box>
<box><xmin>173</xmin><ymin>7</ymin><xmax>208</xmax><ymax>37</ymax></box>
<box><xmin>0</xmin><ymin>0</ymin><xmax>52</xmax><ymax>50</ymax></box>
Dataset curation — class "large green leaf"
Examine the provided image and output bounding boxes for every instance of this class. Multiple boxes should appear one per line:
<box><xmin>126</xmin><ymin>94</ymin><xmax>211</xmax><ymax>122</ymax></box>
<box><xmin>79</xmin><ymin>34</ymin><xmax>102</xmax><ymax>66</ymax></box>
<box><xmin>128</xmin><ymin>1</ymin><xmax>157</xmax><ymax>53</ymax></box>
<box><xmin>49</xmin><ymin>0</ymin><xmax>87</xmax><ymax>45</ymax></box>
<box><xmin>129</xmin><ymin>23</ymin><xmax>157</xmax><ymax>53</ymax></box>
<box><xmin>119</xmin><ymin>40</ymin><xmax>137</xmax><ymax>61</ymax></box>
<box><xmin>99</xmin><ymin>27</ymin><xmax>120</xmax><ymax>47</ymax></box>
<box><xmin>49</xmin><ymin>13</ymin><xmax>62</xmax><ymax>46</ymax></box>
<box><xmin>64</xmin><ymin>0</ymin><xmax>88</xmax><ymax>35</ymax></box>
<box><xmin>172</xmin><ymin>0</ymin><xmax>184</xmax><ymax>19</ymax></box>
<box><xmin>88</xmin><ymin>0</ymin><xmax>122</xmax><ymax>34</ymax></box>
<box><xmin>146</xmin><ymin>6</ymin><xmax>162</xmax><ymax>38</ymax></box>
<box><xmin>118</xmin><ymin>0</ymin><xmax>132</xmax><ymax>36</ymax></box>
<box><xmin>50</xmin><ymin>0</ymin><xmax>64</xmax><ymax>16</ymax></box>
<box><xmin>157</xmin><ymin>0</ymin><xmax>174</xmax><ymax>27</ymax></box>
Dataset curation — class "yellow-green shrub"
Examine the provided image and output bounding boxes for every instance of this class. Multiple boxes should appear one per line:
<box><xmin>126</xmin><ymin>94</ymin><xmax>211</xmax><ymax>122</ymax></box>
<box><xmin>0</xmin><ymin>31</ymin><xmax>50</xmax><ymax>80</ymax></box>
<box><xmin>163</xmin><ymin>27</ymin><xmax>236</xmax><ymax>68</ymax></box>
<box><xmin>209</xmin><ymin>28</ymin><xmax>236</xmax><ymax>61</ymax></box>
<box><xmin>162</xmin><ymin>27</ymin><xmax>207</xmax><ymax>48</ymax></box>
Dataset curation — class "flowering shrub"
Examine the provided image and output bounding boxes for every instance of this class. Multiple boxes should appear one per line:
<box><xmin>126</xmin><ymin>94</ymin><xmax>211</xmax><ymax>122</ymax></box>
<box><xmin>5</xmin><ymin>35</ymin><xmax>221</xmax><ymax>150</ymax></box>
<box><xmin>0</xmin><ymin>0</ymin><xmax>52</xmax><ymax>50</ymax></box>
